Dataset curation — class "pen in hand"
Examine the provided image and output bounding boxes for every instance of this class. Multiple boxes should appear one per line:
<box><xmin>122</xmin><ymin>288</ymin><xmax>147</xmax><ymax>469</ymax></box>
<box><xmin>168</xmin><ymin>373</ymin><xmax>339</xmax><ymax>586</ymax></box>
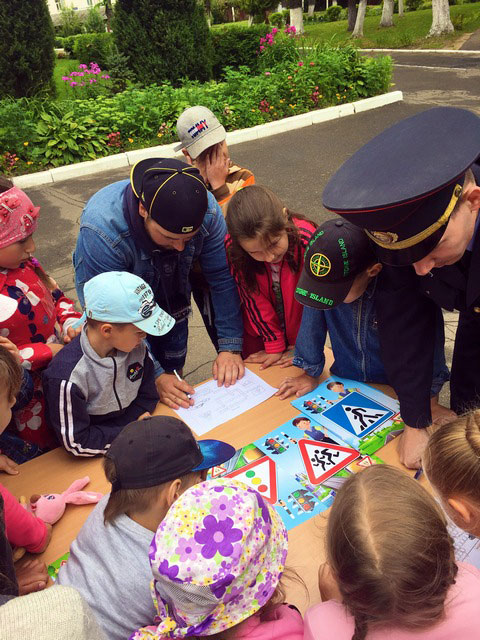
<box><xmin>173</xmin><ymin>369</ymin><xmax>192</xmax><ymax>401</ymax></box>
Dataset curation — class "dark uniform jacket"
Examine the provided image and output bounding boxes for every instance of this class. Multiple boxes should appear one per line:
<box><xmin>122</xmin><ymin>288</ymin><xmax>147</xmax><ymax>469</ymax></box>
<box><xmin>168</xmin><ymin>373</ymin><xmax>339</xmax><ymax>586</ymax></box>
<box><xmin>376</xmin><ymin>164</ymin><xmax>480</xmax><ymax>428</ymax></box>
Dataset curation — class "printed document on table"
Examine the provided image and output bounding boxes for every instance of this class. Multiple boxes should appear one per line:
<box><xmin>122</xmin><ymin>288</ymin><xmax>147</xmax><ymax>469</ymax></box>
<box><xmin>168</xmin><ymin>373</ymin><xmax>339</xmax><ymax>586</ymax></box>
<box><xmin>174</xmin><ymin>368</ymin><xmax>277</xmax><ymax>435</ymax></box>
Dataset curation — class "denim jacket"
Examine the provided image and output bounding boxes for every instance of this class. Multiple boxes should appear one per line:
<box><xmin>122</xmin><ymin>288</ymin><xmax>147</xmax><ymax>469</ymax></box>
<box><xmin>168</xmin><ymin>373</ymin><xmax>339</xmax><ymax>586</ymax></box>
<box><xmin>293</xmin><ymin>279</ymin><xmax>449</xmax><ymax>396</ymax></box>
<box><xmin>73</xmin><ymin>180</ymin><xmax>243</xmax><ymax>376</ymax></box>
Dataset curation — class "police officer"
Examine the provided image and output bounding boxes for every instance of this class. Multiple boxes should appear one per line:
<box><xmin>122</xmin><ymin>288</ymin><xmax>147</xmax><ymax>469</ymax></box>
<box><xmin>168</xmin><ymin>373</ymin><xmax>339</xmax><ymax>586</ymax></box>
<box><xmin>322</xmin><ymin>107</ymin><xmax>480</xmax><ymax>469</ymax></box>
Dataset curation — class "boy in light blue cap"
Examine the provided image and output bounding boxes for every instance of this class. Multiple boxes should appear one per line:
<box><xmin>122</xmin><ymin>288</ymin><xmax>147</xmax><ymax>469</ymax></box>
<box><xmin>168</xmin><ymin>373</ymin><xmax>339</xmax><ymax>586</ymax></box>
<box><xmin>42</xmin><ymin>272</ymin><xmax>174</xmax><ymax>457</ymax></box>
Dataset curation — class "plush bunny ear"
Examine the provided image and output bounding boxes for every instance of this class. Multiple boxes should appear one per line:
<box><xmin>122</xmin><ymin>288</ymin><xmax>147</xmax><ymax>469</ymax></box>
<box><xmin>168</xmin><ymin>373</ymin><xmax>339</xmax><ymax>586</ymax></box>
<box><xmin>63</xmin><ymin>491</ymin><xmax>103</xmax><ymax>506</ymax></box>
<box><xmin>62</xmin><ymin>476</ymin><xmax>91</xmax><ymax>496</ymax></box>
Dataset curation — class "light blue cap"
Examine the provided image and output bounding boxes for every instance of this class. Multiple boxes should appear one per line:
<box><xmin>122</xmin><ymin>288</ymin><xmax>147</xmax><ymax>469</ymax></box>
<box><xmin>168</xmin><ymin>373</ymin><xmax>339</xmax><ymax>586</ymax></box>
<box><xmin>75</xmin><ymin>271</ymin><xmax>175</xmax><ymax>336</ymax></box>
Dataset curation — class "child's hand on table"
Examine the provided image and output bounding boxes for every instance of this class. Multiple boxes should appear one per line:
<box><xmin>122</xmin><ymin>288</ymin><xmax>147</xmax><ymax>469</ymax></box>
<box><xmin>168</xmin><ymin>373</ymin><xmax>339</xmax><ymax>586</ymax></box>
<box><xmin>15</xmin><ymin>557</ymin><xmax>48</xmax><ymax>595</ymax></box>
<box><xmin>245</xmin><ymin>350</ymin><xmax>293</xmax><ymax>370</ymax></box>
<box><xmin>275</xmin><ymin>372</ymin><xmax>318</xmax><ymax>400</ymax></box>
<box><xmin>0</xmin><ymin>454</ymin><xmax>19</xmax><ymax>475</ymax></box>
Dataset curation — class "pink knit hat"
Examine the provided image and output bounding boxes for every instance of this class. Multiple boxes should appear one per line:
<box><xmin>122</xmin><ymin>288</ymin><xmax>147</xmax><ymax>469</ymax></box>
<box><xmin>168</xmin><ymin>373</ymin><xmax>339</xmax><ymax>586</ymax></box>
<box><xmin>0</xmin><ymin>187</ymin><xmax>39</xmax><ymax>249</ymax></box>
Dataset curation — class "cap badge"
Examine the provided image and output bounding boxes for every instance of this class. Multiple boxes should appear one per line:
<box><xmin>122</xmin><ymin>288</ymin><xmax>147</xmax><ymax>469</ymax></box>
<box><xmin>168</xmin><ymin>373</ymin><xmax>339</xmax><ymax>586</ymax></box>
<box><xmin>310</xmin><ymin>253</ymin><xmax>331</xmax><ymax>277</ymax></box>
<box><xmin>370</xmin><ymin>231</ymin><xmax>399</xmax><ymax>245</ymax></box>
<box><xmin>187</xmin><ymin>119</ymin><xmax>208</xmax><ymax>139</ymax></box>
<box><xmin>181</xmin><ymin>225</ymin><xmax>194</xmax><ymax>233</ymax></box>
<box><xmin>139</xmin><ymin>297</ymin><xmax>155</xmax><ymax>319</ymax></box>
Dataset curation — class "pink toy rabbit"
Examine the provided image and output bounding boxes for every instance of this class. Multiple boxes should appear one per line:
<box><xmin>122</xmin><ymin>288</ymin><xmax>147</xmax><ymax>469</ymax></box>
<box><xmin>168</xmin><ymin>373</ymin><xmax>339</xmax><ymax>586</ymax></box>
<box><xmin>28</xmin><ymin>476</ymin><xmax>103</xmax><ymax>525</ymax></box>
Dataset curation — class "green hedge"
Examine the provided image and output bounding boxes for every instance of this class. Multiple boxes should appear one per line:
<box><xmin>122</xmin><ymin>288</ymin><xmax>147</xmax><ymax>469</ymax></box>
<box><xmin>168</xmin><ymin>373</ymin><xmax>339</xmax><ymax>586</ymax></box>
<box><xmin>211</xmin><ymin>24</ymin><xmax>270</xmax><ymax>78</ymax></box>
<box><xmin>73</xmin><ymin>32</ymin><xmax>114</xmax><ymax>68</ymax></box>
<box><xmin>0</xmin><ymin>45</ymin><xmax>392</xmax><ymax>174</ymax></box>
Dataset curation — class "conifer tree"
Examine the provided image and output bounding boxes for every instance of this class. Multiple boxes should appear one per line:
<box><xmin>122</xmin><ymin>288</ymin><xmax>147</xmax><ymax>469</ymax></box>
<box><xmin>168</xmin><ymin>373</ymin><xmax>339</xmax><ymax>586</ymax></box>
<box><xmin>113</xmin><ymin>0</ymin><xmax>213</xmax><ymax>85</ymax></box>
<box><xmin>0</xmin><ymin>0</ymin><xmax>55</xmax><ymax>97</ymax></box>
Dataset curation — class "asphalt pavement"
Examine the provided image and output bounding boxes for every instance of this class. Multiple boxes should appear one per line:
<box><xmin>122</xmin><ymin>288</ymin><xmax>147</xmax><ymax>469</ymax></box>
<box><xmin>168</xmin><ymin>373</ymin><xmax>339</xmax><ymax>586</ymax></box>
<box><xmin>24</xmin><ymin>45</ymin><xmax>480</xmax><ymax>385</ymax></box>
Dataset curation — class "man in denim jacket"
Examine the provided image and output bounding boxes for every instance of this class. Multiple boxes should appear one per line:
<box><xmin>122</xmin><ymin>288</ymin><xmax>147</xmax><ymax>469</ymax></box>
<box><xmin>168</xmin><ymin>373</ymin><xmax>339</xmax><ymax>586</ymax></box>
<box><xmin>73</xmin><ymin>158</ymin><xmax>244</xmax><ymax>409</ymax></box>
<box><xmin>277</xmin><ymin>220</ymin><xmax>453</xmax><ymax>427</ymax></box>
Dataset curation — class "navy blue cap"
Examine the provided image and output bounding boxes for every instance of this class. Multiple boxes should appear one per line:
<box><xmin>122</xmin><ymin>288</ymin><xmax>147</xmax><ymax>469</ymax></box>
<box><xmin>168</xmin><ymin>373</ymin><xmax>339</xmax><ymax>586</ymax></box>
<box><xmin>130</xmin><ymin>157</ymin><xmax>208</xmax><ymax>235</ymax></box>
<box><xmin>295</xmin><ymin>219</ymin><xmax>376</xmax><ymax>309</ymax></box>
<box><xmin>323</xmin><ymin>107</ymin><xmax>480</xmax><ymax>266</ymax></box>
<box><xmin>106</xmin><ymin>416</ymin><xmax>234</xmax><ymax>491</ymax></box>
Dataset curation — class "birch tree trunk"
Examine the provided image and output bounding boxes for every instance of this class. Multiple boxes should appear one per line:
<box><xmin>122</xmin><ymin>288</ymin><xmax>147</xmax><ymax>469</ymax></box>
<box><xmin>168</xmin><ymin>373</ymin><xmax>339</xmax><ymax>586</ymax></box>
<box><xmin>352</xmin><ymin>0</ymin><xmax>367</xmax><ymax>37</ymax></box>
<box><xmin>398</xmin><ymin>0</ymin><xmax>404</xmax><ymax>16</ymax></box>
<box><xmin>308</xmin><ymin>1</ymin><xmax>316</xmax><ymax>16</ymax></box>
<box><xmin>347</xmin><ymin>0</ymin><xmax>358</xmax><ymax>30</ymax></box>
<box><xmin>289</xmin><ymin>1</ymin><xmax>304</xmax><ymax>33</ymax></box>
<box><xmin>248</xmin><ymin>13</ymin><xmax>254</xmax><ymax>24</ymax></box>
<box><xmin>380</xmin><ymin>0</ymin><xmax>394</xmax><ymax>26</ymax></box>
<box><xmin>428</xmin><ymin>0</ymin><xmax>454</xmax><ymax>35</ymax></box>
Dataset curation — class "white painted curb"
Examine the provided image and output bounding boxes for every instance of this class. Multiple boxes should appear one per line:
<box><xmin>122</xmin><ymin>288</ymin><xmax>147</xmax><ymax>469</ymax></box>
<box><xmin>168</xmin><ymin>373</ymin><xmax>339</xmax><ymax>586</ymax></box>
<box><xmin>363</xmin><ymin>48</ymin><xmax>480</xmax><ymax>54</ymax></box>
<box><xmin>13</xmin><ymin>91</ymin><xmax>403</xmax><ymax>188</ymax></box>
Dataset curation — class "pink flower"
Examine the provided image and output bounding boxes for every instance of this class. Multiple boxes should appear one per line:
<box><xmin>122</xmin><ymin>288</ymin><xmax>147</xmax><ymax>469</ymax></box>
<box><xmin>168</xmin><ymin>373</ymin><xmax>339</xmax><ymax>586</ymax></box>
<box><xmin>265</xmin><ymin>71</ymin><xmax>271</xmax><ymax>76</ymax></box>
<box><xmin>271</xmin><ymin>27</ymin><xmax>278</xmax><ymax>34</ymax></box>
<box><xmin>260</xmin><ymin>45</ymin><xmax>265</xmax><ymax>51</ymax></box>
<box><xmin>70</xmin><ymin>81</ymin><xmax>77</xmax><ymax>86</ymax></box>
<box><xmin>260</xmin><ymin>37</ymin><xmax>265</xmax><ymax>44</ymax></box>
<box><xmin>79</xmin><ymin>63</ymin><xmax>87</xmax><ymax>69</ymax></box>
<box><xmin>298</xmin><ymin>61</ymin><xmax>304</xmax><ymax>67</ymax></box>
<box><xmin>61</xmin><ymin>76</ymin><xmax>69</xmax><ymax>81</ymax></box>
<box><xmin>103</xmin><ymin>75</ymin><xmax>110</xmax><ymax>80</ymax></box>
<box><xmin>310</xmin><ymin>62</ymin><xmax>315</xmax><ymax>66</ymax></box>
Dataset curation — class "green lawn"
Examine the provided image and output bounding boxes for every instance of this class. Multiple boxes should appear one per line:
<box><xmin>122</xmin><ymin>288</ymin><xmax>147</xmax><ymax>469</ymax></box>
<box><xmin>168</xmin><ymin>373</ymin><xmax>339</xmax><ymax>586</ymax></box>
<box><xmin>53</xmin><ymin>58</ymin><xmax>80</xmax><ymax>99</ymax></box>
<box><xmin>211</xmin><ymin>3</ymin><xmax>480</xmax><ymax>48</ymax></box>
<box><xmin>304</xmin><ymin>3</ymin><xmax>480</xmax><ymax>48</ymax></box>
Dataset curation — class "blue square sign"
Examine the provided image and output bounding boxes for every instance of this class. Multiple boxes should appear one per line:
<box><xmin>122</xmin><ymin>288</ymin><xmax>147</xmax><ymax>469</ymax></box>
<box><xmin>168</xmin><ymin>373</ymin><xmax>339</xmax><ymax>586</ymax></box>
<box><xmin>321</xmin><ymin>391</ymin><xmax>395</xmax><ymax>437</ymax></box>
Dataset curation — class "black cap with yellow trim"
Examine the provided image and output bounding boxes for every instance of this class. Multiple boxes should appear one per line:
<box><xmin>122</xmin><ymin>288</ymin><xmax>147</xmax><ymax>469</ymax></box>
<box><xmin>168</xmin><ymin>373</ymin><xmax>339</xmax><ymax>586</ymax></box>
<box><xmin>322</xmin><ymin>107</ymin><xmax>480</xmax><ymax>266</ymax></box>
<box><xmin>130</xmin><ymin>158</ymin><xmax>208</xmax><ymax>235</ymax></box>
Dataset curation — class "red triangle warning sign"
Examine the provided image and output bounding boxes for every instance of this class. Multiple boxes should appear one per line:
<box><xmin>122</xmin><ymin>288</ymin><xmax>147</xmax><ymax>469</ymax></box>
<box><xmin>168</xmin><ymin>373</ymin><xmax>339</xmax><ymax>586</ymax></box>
<box><xmin>227</xmin><ymin>456</ymin><xmax>277</xmax><ymax>504</ymax></box>
<box><xmin>298</xmin><ymin>439</ymin><xmax>360</xmax><ymax>485</ymax></box>
<box><xmin>357</xmin><ymin>455</ymin><xmax>374</xmax><ymax>467</ymax></box>
<box><xmin>210</xmin><ymin>465</ymin><xmax>227</xmax><ymax>479</ymax></box>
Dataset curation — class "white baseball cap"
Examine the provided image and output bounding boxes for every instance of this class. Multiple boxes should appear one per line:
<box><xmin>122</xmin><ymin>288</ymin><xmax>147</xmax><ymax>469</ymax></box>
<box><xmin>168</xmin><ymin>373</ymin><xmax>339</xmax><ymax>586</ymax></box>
<box><xmin>175</xmin><ymin>106</ymin><xmax>226</xmax><ymax>159</ymax></box>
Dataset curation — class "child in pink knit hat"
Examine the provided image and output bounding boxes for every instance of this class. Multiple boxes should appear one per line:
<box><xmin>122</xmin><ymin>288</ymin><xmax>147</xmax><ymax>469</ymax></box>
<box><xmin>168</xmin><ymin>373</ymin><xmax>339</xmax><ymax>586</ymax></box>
<box><xmin>0</xmin><ymin>181</ymin><xmax>81</xmax><ymax>455</ymax></box>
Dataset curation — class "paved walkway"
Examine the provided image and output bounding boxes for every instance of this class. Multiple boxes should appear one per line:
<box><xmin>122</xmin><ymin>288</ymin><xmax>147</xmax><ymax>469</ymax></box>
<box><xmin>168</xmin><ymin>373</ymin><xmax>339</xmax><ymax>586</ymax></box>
<box><xmin>460</xmin><ymin>27</ymin><xmax>480</xmax><ymax>50</ymax></box>
<box><xmin>26</xmin><ymin>54</ymin><xmax>477</xmax><ymax>394</ymax></box>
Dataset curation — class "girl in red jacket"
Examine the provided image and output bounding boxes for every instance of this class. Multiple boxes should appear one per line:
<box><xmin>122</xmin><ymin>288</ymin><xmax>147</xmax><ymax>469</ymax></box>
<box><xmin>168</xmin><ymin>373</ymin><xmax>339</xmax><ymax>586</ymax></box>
<box><xmin>0</xmin><ymin>183</ymin><xmax>81</xmax><ymax>450</ymax></box>
<box><xmin>225</xmin><ymin>185</ymin><xmax>316</xmax><ymax>368</ymax></box>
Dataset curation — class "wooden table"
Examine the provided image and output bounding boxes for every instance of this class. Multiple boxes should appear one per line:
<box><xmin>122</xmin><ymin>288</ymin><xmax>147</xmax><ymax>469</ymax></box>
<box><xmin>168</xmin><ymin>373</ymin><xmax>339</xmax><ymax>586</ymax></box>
<box><xmin>2</xmin><ymin>357</ymin><xmax>417</xmax><ymax>613</ymax></box>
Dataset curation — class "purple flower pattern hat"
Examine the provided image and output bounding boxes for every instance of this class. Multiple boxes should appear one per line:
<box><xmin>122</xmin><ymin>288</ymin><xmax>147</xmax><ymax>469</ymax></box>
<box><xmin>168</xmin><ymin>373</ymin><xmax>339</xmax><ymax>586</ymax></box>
<box><xmin>130</xmin><ymin>478</ymin><xmax>288</xmax><ymax>639</ymax></box>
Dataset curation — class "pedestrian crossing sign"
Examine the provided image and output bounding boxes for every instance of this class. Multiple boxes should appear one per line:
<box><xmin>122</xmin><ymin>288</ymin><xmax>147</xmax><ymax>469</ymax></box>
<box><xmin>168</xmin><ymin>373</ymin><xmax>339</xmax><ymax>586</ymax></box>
<box><xmin>298</xmin><ymin>439</ymin><xmax>360</xmax><ymax>485</ymax></box>
<box><xmin>321</xmin><ymin>391</ymin><xmax>394</xmax><ymax>438</ymax></box>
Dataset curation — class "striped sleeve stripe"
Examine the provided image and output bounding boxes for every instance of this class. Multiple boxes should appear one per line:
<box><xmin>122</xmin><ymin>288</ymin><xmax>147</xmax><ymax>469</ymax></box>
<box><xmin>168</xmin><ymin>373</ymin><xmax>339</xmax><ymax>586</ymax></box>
<box><xmin>59</xmin><ymin>380</ymin><xmax>106</xmax><ymax>457</ymax></box>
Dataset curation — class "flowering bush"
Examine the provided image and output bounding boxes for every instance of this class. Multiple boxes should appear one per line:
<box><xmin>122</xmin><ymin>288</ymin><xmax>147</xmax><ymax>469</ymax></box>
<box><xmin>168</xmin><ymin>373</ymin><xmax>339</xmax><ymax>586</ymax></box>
<box><xmin>62</xmin><ymin>63</ymin><xmax>112</xmax><ymax>98</ymax></box>
<box><xmin>0</xmin><ymin>44</ymin><xmax>392</xmax><ymax>175</ymax></box>
<box><xmin>257</xmin><ymin>26</ymin><xmax>299</xmax><ymax>71</ymax></box>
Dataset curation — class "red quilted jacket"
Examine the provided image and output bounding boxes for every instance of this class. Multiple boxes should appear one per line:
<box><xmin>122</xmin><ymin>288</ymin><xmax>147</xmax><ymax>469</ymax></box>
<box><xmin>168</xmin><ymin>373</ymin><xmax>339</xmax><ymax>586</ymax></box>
<box><xmin>226</xmin><ymin>218</ymin><xmax>316</xmax><ymax>357</ymax></box>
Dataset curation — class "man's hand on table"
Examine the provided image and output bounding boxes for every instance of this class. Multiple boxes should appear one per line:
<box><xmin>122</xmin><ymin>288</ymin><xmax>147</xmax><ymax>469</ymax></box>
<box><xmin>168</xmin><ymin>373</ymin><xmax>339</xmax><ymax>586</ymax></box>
<box><xmin>397</xmin><ymin>425</ymin><xmax>430</xmax><ymax>470</ymax></box>
<box><xmin>156</xmin><ymin>373</ymin><xmax>195</xmax><ymax>410</ymax></box>
<box><xmin>213</xmin><ymin>351</ymin><xmax>245</xmax><ymax>388</ymax></box>
<box><xmin>15</xmin><ymin>557</ymin><xmax>48</xmax><ymax>595</ymax></box>
<box><xmin>275</xmin><ymin>373</ymin><xmax>319</xmax><ymax>400</ymax></box>
<box><xmin>430</xmin><ymin>397</ymin><xmax>456</xmax><ymax>427</ymax></box>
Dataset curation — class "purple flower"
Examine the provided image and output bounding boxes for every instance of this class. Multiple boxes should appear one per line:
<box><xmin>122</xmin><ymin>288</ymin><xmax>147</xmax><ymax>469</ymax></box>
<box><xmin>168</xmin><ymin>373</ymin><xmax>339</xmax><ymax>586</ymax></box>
<box><xmin>186</xmin><ymin>615</ymin><xmax>215</xmax><ymax>636</ymax></box>
<box><xmin>260</xmin><ymin>45</ymin><xmax>265</xmax><ymax>51</ymax></box>
<box><xmin>104</xmin><ymin>75</ymin><xmax>110</xmax><ymax>79</ymax></box>
<box><xmin>224</xmin><ymin>585</ymin><xmax>243</xmax><ymax>604</ymax></box>
<box><xmin>61</xmin><ymin>76</ymin><xmax>69</xmax><ymax>81</ymax></box>
<box><xmin>210</xmin><ymin>573</ymin><xmax>234</xmax><ymax>598</ymax></box>
<box><xmin>158</xmin><ymin>559</ymin><xmax>182</xmax><ymax>583</ymax></box>
<box><xmin>255</xmin><ymin>493</ymin><xmax>271</xmax><ymax>525</ymax></box>
<box><xmin>213</xmin><ymin>485</ymin><xmax>224</xmax><ymax>493</ymax></box>
<box><xmin>210</xmin><ymin>495</ymin><xmax>235</xmax><ymax>521</ymax></box>
<box><xmin>70</xmin><ymin>81</ymin><xmax>77</xmax><ymax>87</ymax></box>
<box><xmin>175</xmin><ymin>537</ymin><xmax>199</xmax><ymax>563</ymax></box>
<box><xmin>265</xmin><ymin>71</ymin><xmax>271</xmax><ymax>76</ymax></box>
<box><xmin>194</xmin><ymin>515</ymin><xmax>243</xmax><ymax>559</ymax></box>
<box><xmin>79</xmin><ymin>63</ymin><xmax>87</xmax><ymax>69</ymax></box>
<box><xmin>254</xmin><ymin>574</ymin><xmax>274</xmax><ymax>606</ymax></box>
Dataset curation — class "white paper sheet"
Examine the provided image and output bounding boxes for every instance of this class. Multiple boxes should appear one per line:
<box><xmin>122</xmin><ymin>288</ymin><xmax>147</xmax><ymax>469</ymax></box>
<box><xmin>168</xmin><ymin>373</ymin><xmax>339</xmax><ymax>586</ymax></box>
<box><xmin>448</xmin><ymin>518</ymin><xmax>480</xmax><ymax>569</ymax></box>
<box><xmin>174</xmin><ymin>368</ymin><xmax>276</xmax><ymax>435</ymax></box>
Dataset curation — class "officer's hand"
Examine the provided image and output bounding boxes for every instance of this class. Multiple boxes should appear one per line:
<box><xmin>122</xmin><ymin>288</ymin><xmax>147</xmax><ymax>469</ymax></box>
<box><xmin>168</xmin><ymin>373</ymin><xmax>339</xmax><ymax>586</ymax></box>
<box><xmin>397</xmin><ymin>425</ymin><xmax>429</xmax><ymax>470</ymax></box>
<box><xmin>430</xmin><ymin>397</ymin><xmax>456</xmax><ymax>427</ymax></box>
<box><xmin>213</xmin><ymin>352</ymin><xmax>245</xmax><ymax>388</ymax></box>
<box><xmin>275</xmin><ymin>373</ymin><xmax>319</xmax><ymax>400</ymax></box>
<box><xmin>156</xmin><ymin>373</ymin><xmax>194</xmax><ymax>410</ymax></box>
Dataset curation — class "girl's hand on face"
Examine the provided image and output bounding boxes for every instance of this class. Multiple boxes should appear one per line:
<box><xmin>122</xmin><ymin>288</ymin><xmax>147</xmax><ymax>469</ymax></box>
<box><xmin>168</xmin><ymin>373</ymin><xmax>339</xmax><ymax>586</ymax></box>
<box><xmin>0</xmin><ymin>336</ymin><xmax>21</xmax><ymax>364</ymax></box>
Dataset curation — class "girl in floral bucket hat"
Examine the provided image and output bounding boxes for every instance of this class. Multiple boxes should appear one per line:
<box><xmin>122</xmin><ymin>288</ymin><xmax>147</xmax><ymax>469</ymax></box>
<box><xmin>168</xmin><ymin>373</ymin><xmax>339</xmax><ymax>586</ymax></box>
<box><xmin>0</xmin><ymin>180</ymin><xmax>81</xmax><ymax>458</ymax></box>
<box><xmin>130</xmin><ymin>478</ymin><xmax>303</xmax><ymax>640</ymax></box>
